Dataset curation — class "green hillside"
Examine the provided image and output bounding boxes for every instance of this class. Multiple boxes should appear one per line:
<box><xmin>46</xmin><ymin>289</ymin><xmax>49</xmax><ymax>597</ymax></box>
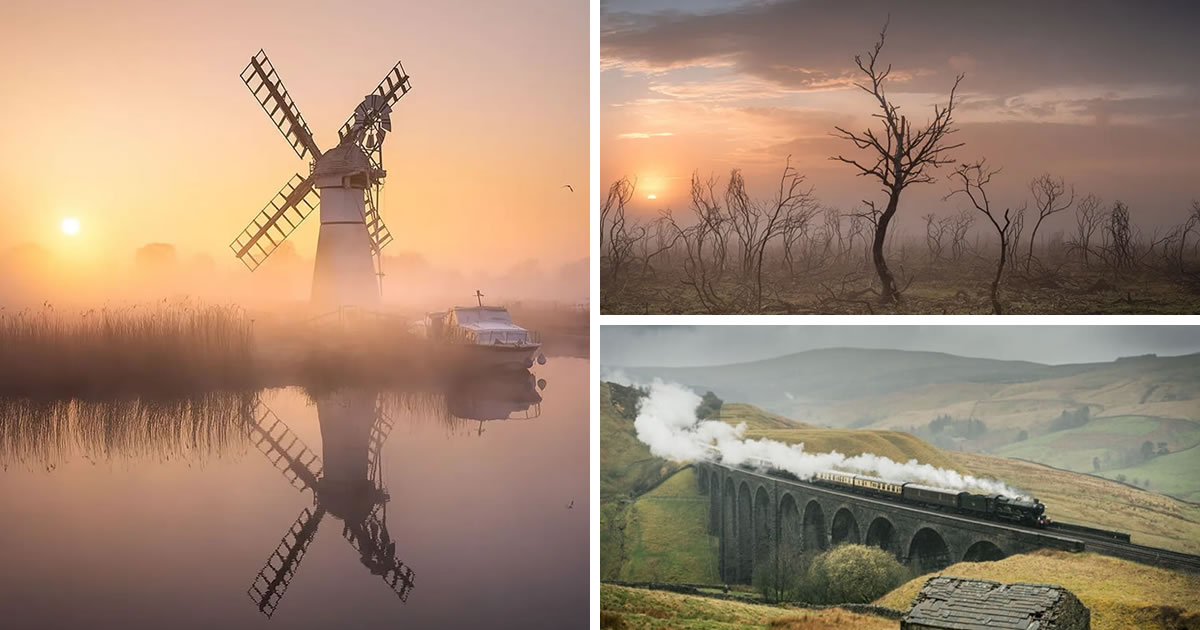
<box><xmin>992</xmin><ymin>414</ymin><xmax>1200</xmax><ymax>502</ymax></box>
<box><xmin>876</xmin><ymin>550</ymin><xmax>1200</xmax><ymax>630</ymax></box>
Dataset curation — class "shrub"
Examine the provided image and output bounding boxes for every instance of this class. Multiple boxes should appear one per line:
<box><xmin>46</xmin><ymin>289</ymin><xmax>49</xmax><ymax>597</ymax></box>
<box><xmin>806</xmin><ymin>544</ymin><xmax>909</xmax><ymax>604</ymax></box>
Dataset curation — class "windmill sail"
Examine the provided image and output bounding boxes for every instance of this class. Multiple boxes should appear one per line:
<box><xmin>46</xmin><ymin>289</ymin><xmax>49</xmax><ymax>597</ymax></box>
<box><xmin>247</xmin><ymin>397</ymin><xmax>323</xmax><ymax>490</ymax></box>
<box><xmin>337</xmin><ymin>61</ymin><xmax>412</xmax><ymax>152</ymax></box>
<box><xmin>342</xmin><ymin>507</ymin><xmax>416</xmax><ymax>602</ymax></box>
<box><xmin>230</xmin><ymin>174</ymin><xmax>320</xmax><ymax>271</ymax></box>
<box><xmin>363</xmin><ymin>187</ymin><xmax>394</xmax><ymax>255</ymax></box>
<box><xmin>242</xmin><ymin>50</ymin><xmax>322</xmax><ymax>160</ymax></box>
<box><xmin>248</xmin><ymin>507</ymin><xmax>326</xmax><ymax>618</ymax></box>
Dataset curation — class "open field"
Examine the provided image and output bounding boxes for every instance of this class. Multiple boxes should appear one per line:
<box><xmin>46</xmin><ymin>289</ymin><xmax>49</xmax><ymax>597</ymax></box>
<box><xmin>1096</xmin><ymin>446</ymin><xmax>1200</xmax><ymax>503</ymax></box>
<box><xmin>992</xmin><ymin>415</ymin><xmax>1200</xmax><ymax>501</ymax></box>
<box><xmin>600</xmin><ymin>584</ymin><xmax>895</xmax><ymax>630</ymax></box>
<box><xmin>876</xmin><ymin>550</ymin><xmax>1200</xmax><ymax>630</ymax></box>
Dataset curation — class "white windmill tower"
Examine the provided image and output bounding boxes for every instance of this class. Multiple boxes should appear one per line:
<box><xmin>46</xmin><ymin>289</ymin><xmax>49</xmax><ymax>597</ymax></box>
<box><xmin>229</xmin><ymin>50</ymin><xmax>412</xmax><ymax>307</ymax></box>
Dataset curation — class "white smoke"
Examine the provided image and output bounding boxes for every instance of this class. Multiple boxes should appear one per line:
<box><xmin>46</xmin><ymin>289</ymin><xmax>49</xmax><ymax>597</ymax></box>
<box><xmin>632</xmin><ymin>379</ymin><xmax>1028</xmax><ymax>499</ymax></box>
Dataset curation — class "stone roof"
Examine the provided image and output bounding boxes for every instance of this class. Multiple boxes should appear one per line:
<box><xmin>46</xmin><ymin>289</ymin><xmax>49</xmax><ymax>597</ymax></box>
<box><xmin>902</xmin><ymin>577</ymin><xmax>1089</xmax><ymax>630</ymax></box>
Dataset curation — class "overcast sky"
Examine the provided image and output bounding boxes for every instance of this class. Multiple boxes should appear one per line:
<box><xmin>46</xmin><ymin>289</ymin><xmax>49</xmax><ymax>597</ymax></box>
<box><xmin>601</xmin><ymin>0</ymin><xmax>1200</xmax><ymax>232</ymax></box>
<box><xmin>601</xmin><ymin>326</ymin><xmax>1200</xmax><ymax>367</ymax></box>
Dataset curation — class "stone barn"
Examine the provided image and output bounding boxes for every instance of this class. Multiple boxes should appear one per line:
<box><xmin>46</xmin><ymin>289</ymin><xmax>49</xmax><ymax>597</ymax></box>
<box><xmin>901</xmin><ymin>577</ymin><xmax>1090</xmax><ymax>630</ymax></box>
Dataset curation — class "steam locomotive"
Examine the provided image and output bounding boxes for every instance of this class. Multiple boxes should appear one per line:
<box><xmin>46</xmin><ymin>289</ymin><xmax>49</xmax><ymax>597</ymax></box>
<box><xmin>706</xmin><ymin>450</ymin><xmax>1048</xmax><ymax>528</ymax></box>
<box><xmin>810</xmin><ymin>470</ymin><xmax>1049</xmax><ymax>528</ymax></box>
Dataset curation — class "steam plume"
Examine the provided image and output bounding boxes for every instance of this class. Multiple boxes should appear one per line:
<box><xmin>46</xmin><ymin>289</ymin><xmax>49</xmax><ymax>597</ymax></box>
<box><xmin>632</xmin><ymin>379</ymin><xmax>1028</xmax><ymax>499</ymax></box>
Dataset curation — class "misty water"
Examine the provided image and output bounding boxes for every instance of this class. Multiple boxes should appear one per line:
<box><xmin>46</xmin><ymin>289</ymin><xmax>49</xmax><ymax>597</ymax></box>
<box><xmin>0</xmin><ymin>358</ymin><xmax>588</xmax><ymax>629</ymax></box>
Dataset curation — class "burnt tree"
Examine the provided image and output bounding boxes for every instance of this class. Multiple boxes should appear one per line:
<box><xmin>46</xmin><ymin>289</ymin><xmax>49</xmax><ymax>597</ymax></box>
<box><xmin>948</xmin><ymin>160</ymin><xmax>1020</xmax><ymax>314</ymax></box>
<box><xmin>832</xmin><ymin>21</ymin><xmax>964</xmax><ymax>304</ymax></box>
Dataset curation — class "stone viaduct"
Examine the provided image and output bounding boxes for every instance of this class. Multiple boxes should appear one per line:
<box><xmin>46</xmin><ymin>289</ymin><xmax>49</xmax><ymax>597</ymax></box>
<box><xmin>696</xmin><ymin>462</ymin><xmax>1084</xmax><ymax>583</ymax></box>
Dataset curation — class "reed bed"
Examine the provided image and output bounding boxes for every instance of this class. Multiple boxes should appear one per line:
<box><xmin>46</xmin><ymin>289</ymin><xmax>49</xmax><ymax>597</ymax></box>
<box><xmin>0</xmin><ymin>301</ymin><xmax>255</xmax><ymax>398</ymax></box>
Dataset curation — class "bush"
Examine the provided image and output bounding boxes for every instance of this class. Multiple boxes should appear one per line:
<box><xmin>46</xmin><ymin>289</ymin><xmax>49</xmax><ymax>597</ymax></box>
<box><xmin>806</xmin><ymin>545</ymin><xmax>909</xmax><ymax>604</ymax></box>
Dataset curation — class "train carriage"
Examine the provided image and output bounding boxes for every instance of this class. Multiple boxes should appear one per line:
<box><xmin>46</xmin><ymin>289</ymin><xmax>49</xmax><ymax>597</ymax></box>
<box><xmin>902</xmin><ymin>483</ymin><xmax>961</xmax><ymax>510</ymax></box>
<box><xmin>851</xmin><ymin>474</ymin><xmax>904</xmax><ymax>498</ymax></box>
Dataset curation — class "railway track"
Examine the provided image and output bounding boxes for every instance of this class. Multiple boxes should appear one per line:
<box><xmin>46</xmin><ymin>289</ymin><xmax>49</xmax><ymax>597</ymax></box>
<box><xmin>1047</xmin><ymin>523</ymin><xmax>1200</xmax><ymax>575</ymax></box>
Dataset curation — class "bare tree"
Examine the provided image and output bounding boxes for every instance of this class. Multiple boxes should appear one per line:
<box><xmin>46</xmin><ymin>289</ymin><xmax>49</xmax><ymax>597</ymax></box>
<box><xmin>831</xmin><ymin>20</ymin><xmax>964</xmax><ymax>304</ymax></box>
<box><xmin>924</xmin><ymin>213</ymin><xmax>951</xmax><ymax>262</ymax></box>
<box><xmin>950</xmin><ymin>209</ymin><xmax>975</xmax><ymax>261</ymax></box>
<box><xmin>1071</xmin><ymin>194</ymin><xmax>1104</xmax><ymax>266</ymax></box>
<box><xmin>1026</xmin><ymin>173</ymin><xmax>1075</xmax><ymax>270</ymax></box>
<box><xmin>601</xmin><ymin>177</ymin><xmax>642</xmax><ymax>291</ymax></box>
<box><xmin>1107</xmin><ymin>200</ymin><xmax>1134</xmax><ymax>269</ymax></box>
<box><xmin>947</xmin><ymin>160</ymin><xmax>1020</xmax><ymax>314</ymax></box>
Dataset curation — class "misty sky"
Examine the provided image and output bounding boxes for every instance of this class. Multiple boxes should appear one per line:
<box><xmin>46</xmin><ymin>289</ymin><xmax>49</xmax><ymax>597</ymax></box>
<box><xmin>0</xmin><ymin>0</ymin><xmax>587</xmax><ymax>274</ymax></box>
<box><xmin>601</xmin><ymin>326</ymin><xmax>1200</xmax><ymax>367</ymax></box>
<box><xmin>601</xmin><ymin>0</ymin><xmax>1200</xmax><ymax>232</ymax></box>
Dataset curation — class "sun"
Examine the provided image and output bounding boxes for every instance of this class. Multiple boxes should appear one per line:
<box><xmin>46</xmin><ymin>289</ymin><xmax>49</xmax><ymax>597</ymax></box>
<box><xmin>647</xmin><ymin>194</ymin><xmax>657</xmax><ymax>200</ymax></box>
<box><xmin>61</xmin><ymin>217</ymin><xmax>80</xmax><ymax>235</ymax></box>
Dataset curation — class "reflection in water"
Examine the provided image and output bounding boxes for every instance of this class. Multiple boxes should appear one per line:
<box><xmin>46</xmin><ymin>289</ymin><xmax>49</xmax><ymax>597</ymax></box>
<box><xmin>247</xmin><ymin>392</ymin><xmax>414</xmax><ymax>617</ymax></box>
<box><xmin>0</xmin><ymin>393</ymin><xmax>254</xmax><ymax>467</ymax></box>
<box><xmin>446</xmin><ymin>370</ymin><xmax>544</xmax><ymax>436</ymax></box>
<box><xmin>0</xmin><ymin>366</ymin><xmax>580</xmax><ymax>628</ymax></box>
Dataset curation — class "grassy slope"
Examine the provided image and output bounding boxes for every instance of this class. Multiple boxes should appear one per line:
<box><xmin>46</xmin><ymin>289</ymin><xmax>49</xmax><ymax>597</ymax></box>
<box><xmin>876</xmin><ymin>550</ymin><xmax>1200</xmax><ymax>630</ymax></box>
<box><xmin>992</xmin><ymin>415</ymin><xmax>1200</xmax><ymax>502</ymax></box>
<box><xmin>743</xmin><ymin>427</ymin><xmax>966</xmax><ymax>473</ymax></box>
<box><xmin>954</xmin><ymin>451</ymin><xmax>1200</xmax><ymax>554</ymax></box>
<box><xmin>619</xmin><ymin>468</ymin><xmax>721</xmax><ymax>583</ymax></box>
<box><xmin>1095</xmin><ymin>445</ymin><xmax>1200</xmax><ymax>503</ymax></box>
<box><xmin>601</xmin><ymin>584</ymin><xmax>894</xmax><ymax>630</ymax></box>
<box><xmin>600</xmin><ymin>382</ymin><xmax>683</xmax><ymax>500</ymax></box>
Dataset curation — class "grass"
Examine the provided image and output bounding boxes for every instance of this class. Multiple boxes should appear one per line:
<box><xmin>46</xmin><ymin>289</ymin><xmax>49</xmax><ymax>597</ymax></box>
<box><xmin>1096</xmin><ymin>445</ymin><xmax>1200</xmax><ymax>503</ymax></box>
<box><xmin>615</xmin><ymin>468</ymin><xmax>721</xmax><ymax>583</ymax></box>
<box><xmin>600</xmin><ymin>584</ymin><xmax>895</xmax><ymax>630</ymax></box>
<box><xmin>875</xmin><ymin>550</ymin><xmax>1200</xmax><ymax>630</ymax></box>
<box><xmin>0</xmin><ymin>302</ymin><xmax>254</xmax><ymax>397</ymax></box>
<box><xmin>0</xmin><ymin>300</ymin><xmax>583</xmax><ymax>398</ymax></box>
<box><xmin>600</xmin><ymin>383</ymin><xmax>685</xmax><ymax>500</ymax></box>
<box><xmin>720</xmin><ymin>403</ymin><xmax>807</xmax><ymax>430</ymax></box>
<box><xmin>743</xmin><ymin>428</ymin><xmax>967</xmax><ymax>473</ymax></box>
<box><xmin>954</xmin><ymin>451</ymin><xmax>1200</xmax><ymax>554</ymax></box>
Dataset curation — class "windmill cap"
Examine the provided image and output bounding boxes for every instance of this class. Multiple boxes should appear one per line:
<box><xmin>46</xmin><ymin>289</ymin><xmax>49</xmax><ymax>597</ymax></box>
<box><xmin>312</xmin><ymin>145</ymin><xmax>377</xmax><ymax>188</ymax></box>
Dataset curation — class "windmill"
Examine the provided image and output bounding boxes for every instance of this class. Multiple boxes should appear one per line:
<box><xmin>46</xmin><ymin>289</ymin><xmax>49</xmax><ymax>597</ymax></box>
<box><xmin>245</xmin><ymin>391</ymin><xmax>414</xmax><ymax>618</ymax></box>
<box><xmin>229</xmin><ymin>50</ymin><xmax>412</xmax><ymax>307</ymax></box>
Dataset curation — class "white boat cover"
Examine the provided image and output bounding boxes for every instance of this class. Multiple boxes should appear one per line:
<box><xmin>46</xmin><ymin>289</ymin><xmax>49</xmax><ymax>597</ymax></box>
<box><xmin>448</xmin><ymin>306</ymin><xmax>532</xmax><ymax>345</ymax></box>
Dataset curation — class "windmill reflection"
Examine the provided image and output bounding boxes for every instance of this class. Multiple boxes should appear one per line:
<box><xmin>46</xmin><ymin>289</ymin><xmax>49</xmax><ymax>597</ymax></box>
<box><xmin>446</xmin><ymin>369</ymin><xmax>545</xmax><ymax>435</ymax></box>
<box><xmin>246</xmin><ymin>390</ymin><xmax>414</xmax><ymax>618</ymax></box>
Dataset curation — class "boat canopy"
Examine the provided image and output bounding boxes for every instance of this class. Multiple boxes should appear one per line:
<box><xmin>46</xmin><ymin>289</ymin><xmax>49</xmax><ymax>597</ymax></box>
<box><xmin>448</xmin><ymin>306</ymin><xmax>532</xmax><ymax>345</ymax></box>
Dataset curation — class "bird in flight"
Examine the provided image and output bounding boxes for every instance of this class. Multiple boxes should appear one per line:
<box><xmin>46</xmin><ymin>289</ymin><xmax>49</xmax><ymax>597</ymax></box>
<box><xmin>566</xmin><ymin>500</ymin><xmax>574</xmax><ymax>509</ymax></box>
<box><xmin>561</xmin><ymin>184</ymin><xmax>574</xmax><ymax>192</ymax></box>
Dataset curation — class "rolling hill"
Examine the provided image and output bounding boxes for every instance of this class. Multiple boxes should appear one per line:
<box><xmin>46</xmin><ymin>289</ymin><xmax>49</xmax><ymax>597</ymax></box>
<box><xmin>613</xmin><ymin>349</ymin><xmax>1200</xmax><ymax>432</ymax></box>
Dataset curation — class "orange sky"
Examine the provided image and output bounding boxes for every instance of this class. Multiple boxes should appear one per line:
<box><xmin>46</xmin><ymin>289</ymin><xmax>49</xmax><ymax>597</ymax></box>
<box><xmin>0</xmin><ymin>0</ymin><xmax>588</xmax><ymax>276</ymax></box>
<box><xmin>601</xmin><ymin>1</ymin><xmax>1200</xmax><ymax>233</ymax></box>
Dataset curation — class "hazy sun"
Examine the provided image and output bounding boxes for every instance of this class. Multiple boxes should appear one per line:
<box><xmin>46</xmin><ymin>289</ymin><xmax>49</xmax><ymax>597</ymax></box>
<box><xmin>61</xmin><ymin>217</ymin><xmax>80</xmax><ymax>235</ymax></box>
<box><xmin>647</xmin><ymin>194</ymin><xmax>657</xmax><ymax>200</ymax></box>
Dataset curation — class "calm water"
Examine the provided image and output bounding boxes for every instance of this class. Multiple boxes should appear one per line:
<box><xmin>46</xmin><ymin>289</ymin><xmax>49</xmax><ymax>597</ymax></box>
<box><xmin>0</xmin><ymin>359</ymin><xmax>588</xmax><ymax>629</ymax></box>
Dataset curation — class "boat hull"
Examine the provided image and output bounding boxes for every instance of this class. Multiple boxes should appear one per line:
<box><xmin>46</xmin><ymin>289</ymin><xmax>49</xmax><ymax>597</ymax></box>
<box><xmin>448</xmin><ymin>343</ymin><xmax>543</xmax><ymax>371</ymax></box>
